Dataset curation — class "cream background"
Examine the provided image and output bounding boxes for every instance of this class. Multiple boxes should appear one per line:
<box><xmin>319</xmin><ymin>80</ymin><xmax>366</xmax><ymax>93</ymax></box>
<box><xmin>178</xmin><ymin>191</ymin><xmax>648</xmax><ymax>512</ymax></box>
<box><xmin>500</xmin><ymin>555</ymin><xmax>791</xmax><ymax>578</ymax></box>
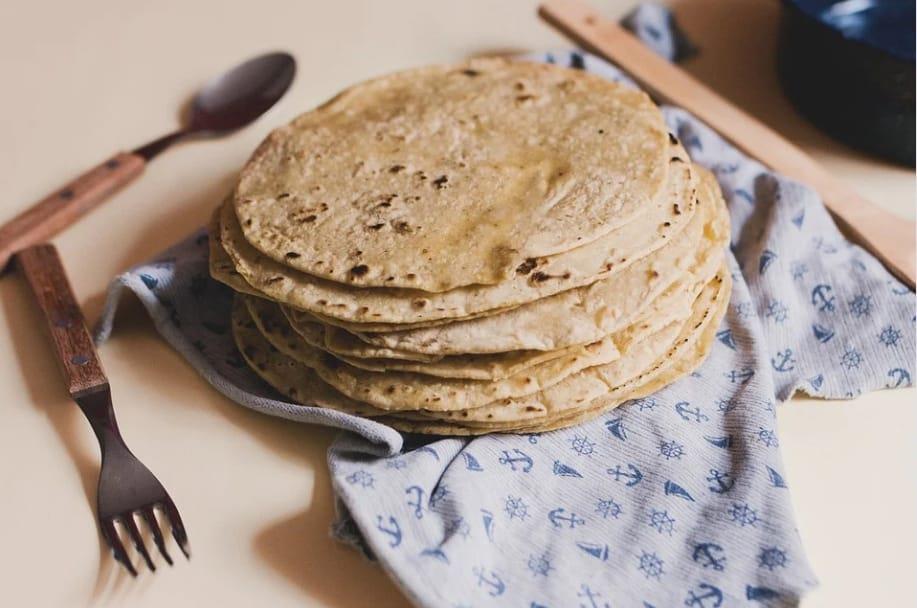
<box><xmin>0</xmin><ymin>0</ymin><xmax>913</xmax><ymax>606</ymax></box>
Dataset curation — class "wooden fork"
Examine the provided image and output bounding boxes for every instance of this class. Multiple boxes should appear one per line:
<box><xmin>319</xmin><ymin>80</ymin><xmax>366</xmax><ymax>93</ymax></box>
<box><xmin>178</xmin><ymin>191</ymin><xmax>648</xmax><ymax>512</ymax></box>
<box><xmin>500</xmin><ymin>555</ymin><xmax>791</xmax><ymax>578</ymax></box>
<box><xmin>16</xmin><ymin>244</ymin><xmax>189</xmax><ymax>575</ymax></box>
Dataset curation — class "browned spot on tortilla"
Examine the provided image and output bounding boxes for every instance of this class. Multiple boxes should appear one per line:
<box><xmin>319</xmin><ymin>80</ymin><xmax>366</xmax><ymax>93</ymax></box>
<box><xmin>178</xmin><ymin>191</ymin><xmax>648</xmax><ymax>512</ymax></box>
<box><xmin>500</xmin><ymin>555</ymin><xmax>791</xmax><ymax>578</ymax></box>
<box><xmin>516</xmin><ymin>258</ymin><xmax>537</xmax><ymax>275</ymax></box>
<box><xmin>350</xmin><ymin>264</ymin><xmax>370</xmax><ymax>277</ymax></box>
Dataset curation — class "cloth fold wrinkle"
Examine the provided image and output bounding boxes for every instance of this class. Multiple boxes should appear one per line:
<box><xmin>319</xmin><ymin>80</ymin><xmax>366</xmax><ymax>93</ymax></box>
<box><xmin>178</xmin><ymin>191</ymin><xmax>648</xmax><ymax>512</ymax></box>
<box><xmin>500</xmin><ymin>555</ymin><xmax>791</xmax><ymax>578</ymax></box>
<box><xmin>95</xmin><ymin>7</ymin><xmax>914</xmax><ymax>607</ymax></box>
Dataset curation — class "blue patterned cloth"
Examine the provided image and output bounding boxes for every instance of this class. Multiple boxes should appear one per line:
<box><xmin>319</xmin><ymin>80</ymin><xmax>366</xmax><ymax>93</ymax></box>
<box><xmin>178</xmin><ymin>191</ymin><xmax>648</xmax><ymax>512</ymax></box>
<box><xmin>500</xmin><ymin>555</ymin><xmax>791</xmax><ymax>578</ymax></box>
<box><xmin>97</xmin><ymin>12</ymin><xmax>914</xmax><ymax>608</ymax></box>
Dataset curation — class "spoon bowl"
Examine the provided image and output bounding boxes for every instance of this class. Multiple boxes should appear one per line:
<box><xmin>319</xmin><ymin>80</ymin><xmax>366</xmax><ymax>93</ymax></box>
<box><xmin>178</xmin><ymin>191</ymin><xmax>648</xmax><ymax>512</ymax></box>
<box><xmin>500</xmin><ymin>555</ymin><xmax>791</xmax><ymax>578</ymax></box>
<box><xmin>192</xmin><ymin>52</ymin><xmax>297</xmax><ymax>133</ymax></box>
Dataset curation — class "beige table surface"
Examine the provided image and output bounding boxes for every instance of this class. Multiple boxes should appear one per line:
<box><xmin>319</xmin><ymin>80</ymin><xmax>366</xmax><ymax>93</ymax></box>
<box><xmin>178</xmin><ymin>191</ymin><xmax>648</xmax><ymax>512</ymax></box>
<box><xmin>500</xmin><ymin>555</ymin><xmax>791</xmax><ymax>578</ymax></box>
<box><xmin>0</xmin><ymin>0</ymin><xmax>913</xmax><ymax>606</ymax></box>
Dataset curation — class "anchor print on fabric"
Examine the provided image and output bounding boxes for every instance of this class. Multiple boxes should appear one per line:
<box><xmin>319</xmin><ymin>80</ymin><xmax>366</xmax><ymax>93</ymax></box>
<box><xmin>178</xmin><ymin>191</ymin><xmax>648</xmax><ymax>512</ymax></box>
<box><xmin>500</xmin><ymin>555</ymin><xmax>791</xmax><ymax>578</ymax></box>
<box><xmin>577</xmin><ymin>584</ymin><xmax>611</xmax><ymax>608</ymax></box>
<box><xmin>675</xmin><ymin>401</ymin><xmax>709</xmax><ymax>422</ymax></box>
<box><xmin>684</xmin><ymin>582</ymin><xmax>724</xmax><ymax>608</ymax></box>
<box><xmin>406</xmin><ymin>485</ymin><xmax>425</xmax><ymax>519</ymax></box>
<box><xmin>887</xmin><ymin>367</ymin><xmax>911</xmax><ymax>388</ymax></box>
<box><xmin>706</xmin><ymin>469</ymin><xmax>734</xmax><ymax>494</ymax></box>
<box><xmin>811</xmin><ymin>284</ymin><xmax>836</xmax><ymax>312</ymax></box>
<box><xmin>724</xmin><ymin>367</ymin><xmax>755</xmax><ymax>384</ymax></box>
<box><xmin>607</xmin><ymin>463</ymin><xmax>644</xmax><ymax>487</ymax></box>
<box><xmin>472</xmin><ymin>566</ymin><xmax>506</xmax><ymax>597</ymax></box>
<box><xmin>771</xmin><ymin>348</ymin><xmax>796</xmax><ymax>372</ymax></box>
<box><xmin>375</xmin><ymin>515</ymin><xmax>402</xmax><ymax>548</ymax></box>
<box><xmin>692</xmin><ymin>542</ymin><xmax>727</xmax><ymax>571</ymax></box>
<box><xmin>548</xmin><ymin>507</ymin><xmax>585</xmax><ymax>529</ymax></box>
<box><xmin>499</xmin><ymin>449</ymin><xmax>534</xmax><ymax>472</ymax></box>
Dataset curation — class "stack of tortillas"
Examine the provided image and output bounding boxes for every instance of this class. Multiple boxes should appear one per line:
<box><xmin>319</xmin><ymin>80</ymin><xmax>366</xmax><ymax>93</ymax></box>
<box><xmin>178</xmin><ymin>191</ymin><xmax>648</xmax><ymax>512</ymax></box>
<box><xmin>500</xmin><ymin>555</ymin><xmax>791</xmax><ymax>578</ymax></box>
<box><xmin>210</xmin><ymin>57</ymin><xmax>732</xmax><ymax>435</ymax></box>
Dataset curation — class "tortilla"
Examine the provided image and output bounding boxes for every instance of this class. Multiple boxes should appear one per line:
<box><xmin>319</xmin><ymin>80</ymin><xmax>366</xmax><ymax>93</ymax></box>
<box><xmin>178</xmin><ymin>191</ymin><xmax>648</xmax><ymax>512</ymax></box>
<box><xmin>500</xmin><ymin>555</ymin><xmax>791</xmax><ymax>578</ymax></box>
<box><xmin>233</xmin><ymin>57</ymin><xmax>671</xmax><ymax>292</ymax></box>
<box><xmin>215</xmin><ymin>145</ymin><xmax>695</xmax><ymax>326</ymax></box>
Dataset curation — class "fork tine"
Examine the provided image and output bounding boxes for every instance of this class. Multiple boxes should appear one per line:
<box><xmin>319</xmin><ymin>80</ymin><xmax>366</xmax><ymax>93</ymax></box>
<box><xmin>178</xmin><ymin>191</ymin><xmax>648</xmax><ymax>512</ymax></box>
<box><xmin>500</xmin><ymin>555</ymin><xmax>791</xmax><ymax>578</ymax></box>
<box><xmin>100</xmin><ymin>518</ymin><xmax>137</xmax><ymax>577</ymax></box>
<box><xmin>141</xmin><ymin>507</ymin><xmax>173</xmax><ymax>566</ymax></box>
<box><xmin>122</xmin><ymin>513</ymin><xmax>156</xmax><ymax>573</ymax></box>
<box><xmin>161</xmin><ymin>499</ymin><xmax>191</xmax><ymax>559</ymax></box>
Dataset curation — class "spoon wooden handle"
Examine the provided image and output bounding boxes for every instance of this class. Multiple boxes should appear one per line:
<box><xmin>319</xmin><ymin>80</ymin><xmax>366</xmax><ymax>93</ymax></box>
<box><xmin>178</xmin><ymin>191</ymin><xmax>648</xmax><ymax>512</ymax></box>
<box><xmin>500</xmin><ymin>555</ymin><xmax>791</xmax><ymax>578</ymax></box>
<box><xmin>539</xmin><ymin>0</ymin><xmax>916</xmax><ymax>289</ymax></box>
<box><xmin>0</xmin><ymin>151</ymin><xmax>145</xmax><ymax>272</ymax></box>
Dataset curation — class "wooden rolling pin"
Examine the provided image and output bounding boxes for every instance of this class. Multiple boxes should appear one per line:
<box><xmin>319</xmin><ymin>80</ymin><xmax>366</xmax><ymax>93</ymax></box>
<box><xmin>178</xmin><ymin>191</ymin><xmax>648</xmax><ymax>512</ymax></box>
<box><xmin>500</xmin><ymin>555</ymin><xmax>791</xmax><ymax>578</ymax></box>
<box><xmin>539</xmin><ymin>0</ymin><xmax>916</xmax><ymax>289</ymax></box>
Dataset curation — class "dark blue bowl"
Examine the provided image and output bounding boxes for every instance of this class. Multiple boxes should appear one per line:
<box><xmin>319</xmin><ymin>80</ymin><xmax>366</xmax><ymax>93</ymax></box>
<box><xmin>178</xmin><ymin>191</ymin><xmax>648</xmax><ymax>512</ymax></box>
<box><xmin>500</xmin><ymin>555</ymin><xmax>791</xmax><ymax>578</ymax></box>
<box><xmin>778</xmin><ymin>0</ymin><xmax>915</xmax><ymax>165</ymax></box>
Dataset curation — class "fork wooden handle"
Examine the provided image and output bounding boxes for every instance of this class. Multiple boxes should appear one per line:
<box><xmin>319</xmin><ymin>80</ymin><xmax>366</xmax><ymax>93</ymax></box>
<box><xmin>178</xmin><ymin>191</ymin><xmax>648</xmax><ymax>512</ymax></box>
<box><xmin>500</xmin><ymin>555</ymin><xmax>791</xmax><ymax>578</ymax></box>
<box><xmin>16</xmin><ymin>244</ymin><xmax>108</xmax><ymax>398</ymax></box>
<box><xmin>0</xmin><ymin>152</ymin><xmax>145</xmax><ymax>273</ymax></box>
<box><xmin>539</xmin><ymin>0</ymin><xmax>916</xmax><ymax>289</ymax></box>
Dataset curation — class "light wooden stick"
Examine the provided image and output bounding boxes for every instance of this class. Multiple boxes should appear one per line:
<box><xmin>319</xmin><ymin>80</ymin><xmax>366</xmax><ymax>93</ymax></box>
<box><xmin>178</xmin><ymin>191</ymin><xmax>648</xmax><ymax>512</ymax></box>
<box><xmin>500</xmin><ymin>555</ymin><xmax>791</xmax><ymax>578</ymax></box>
<box><xmin>539</xmin><ymin>0</ymin><xmax>915</xmax><ymax>289</ymax></box>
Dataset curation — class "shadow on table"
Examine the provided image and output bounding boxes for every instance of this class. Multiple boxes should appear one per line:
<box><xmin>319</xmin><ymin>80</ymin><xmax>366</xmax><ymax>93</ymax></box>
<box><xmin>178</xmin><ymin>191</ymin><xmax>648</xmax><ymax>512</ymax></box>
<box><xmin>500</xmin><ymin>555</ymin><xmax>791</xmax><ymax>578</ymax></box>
<box><xmin>229</xmin><ymin>418</ymin><xmax>408</xmax><ymax>607</ymax></box>
<box><xmin>252</xmin><ymin>439</ymin><xmax>409</xmax><ymax>607</ymax></box>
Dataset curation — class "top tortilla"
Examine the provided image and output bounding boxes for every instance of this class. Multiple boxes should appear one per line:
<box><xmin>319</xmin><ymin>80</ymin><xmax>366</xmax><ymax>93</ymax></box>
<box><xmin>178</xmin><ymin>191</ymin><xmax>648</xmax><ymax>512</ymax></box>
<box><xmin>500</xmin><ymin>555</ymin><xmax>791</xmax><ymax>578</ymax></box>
<box><xmin>213</xmin><ymin>143</ymin><xmax>694</xmax><ymax>326</ymax></box>
<box><xmin>232</xmin><ymin>56</ymin><xmax>670</xmax><ymax>292</ymax></box>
